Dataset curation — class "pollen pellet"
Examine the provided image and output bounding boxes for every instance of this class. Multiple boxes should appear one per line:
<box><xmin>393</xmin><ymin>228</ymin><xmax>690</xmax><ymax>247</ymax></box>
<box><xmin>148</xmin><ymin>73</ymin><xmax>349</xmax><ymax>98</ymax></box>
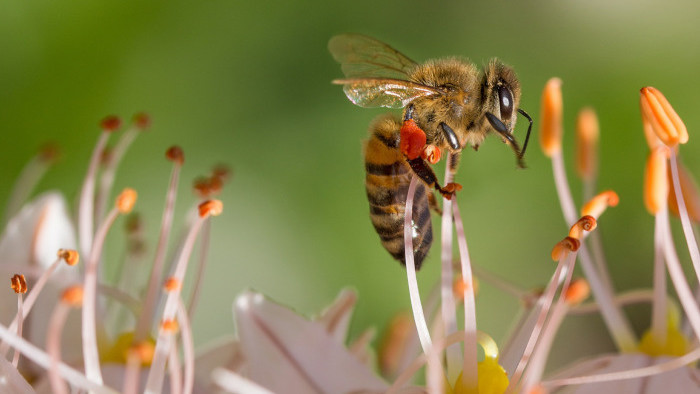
<box><xmin>640</xmin><ymin>87</ymin><xmax>688</xmax><ymax>147</ymax></box>
<box><xmin>101</xmin><ymin>115</ymin><xmax>122</xmax><ymax>132</ymax></box>
<box><xmin>116</xmin><ymin>188</ymin><xmax>138</xmax><ymax>214</ymax></box>
<box><xmin>58</xmin><ymin>249</ymin><xmax>80</xmax><ymax>266</ymax></box>
<box><xmin>166</xmin><ymin>145</ymin><xmax>184</xmax><ymax>165</ymax></box>
<box><xmin>62</xmin><ymin>286</ymin><xmax>84</xmax><ymax>307</ymax></box>
<box><xmin>199</xmin><ymin>199</ymin><xmax>223</xmax><ymax>218</ymax></box>
<box><xmin>539</xmin><ymin>78</ymin><xmax>563</xmax><ymax>157</ymax></box>
<box><xmin>163</xmin><ymin>277</ymin><xmax>181</xmax><ymax>292</ymax></box>
<box><xmin>10</xmin><ymin>274</ymin><xmax>27</xmax><ymax>294</ymax></box>
<box><xmin>161</xmin><ymin>319</ymin><xmax>179</xmax><ymax>333</ymax></box>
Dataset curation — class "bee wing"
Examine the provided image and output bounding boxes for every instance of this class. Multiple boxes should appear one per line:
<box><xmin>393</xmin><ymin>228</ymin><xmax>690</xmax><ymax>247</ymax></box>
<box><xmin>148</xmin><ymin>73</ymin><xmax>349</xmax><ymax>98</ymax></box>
<box><xmin>334</xmin><ymin>78</ymin><xmax>440</xmax><ymax>109</ymax></box>
<box><xmin>329</xmin><ymin>34</ymin><xmax>418</xmax><ymax>80</ymax></box>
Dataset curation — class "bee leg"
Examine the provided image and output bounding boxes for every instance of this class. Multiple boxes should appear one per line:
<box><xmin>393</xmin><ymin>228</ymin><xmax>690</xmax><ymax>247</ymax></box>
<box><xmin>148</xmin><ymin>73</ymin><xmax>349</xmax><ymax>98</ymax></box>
<box><xmin>407</xmin><ymin>157</ymin><xmax>462</xmax><ymax>199</ymax></box>
<box><xmin>399</xmin><ymin>104</ymin><xmax>427</xmax><ymax>160</ymax></box>
<box><xmin>428</xmin><ymin>191</ymin><xmax>442</xmax><ymax>216</ymax></box>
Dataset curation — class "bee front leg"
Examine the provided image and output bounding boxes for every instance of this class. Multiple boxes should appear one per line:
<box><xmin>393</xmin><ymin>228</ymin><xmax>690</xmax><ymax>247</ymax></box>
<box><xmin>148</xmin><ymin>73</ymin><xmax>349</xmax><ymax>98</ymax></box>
<box><xmin>407</xmin><ymin>157</ymin><xmax>462</xmax><ymax>199</ymax></box>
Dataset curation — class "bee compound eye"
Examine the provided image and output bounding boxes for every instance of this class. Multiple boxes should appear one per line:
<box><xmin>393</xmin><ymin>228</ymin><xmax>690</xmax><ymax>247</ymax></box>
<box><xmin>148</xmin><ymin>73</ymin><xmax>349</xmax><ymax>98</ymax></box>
<box><xmin>498</xmin><ymin>85</ymin><xmax>514</xmax><ymax>121</ymax></box>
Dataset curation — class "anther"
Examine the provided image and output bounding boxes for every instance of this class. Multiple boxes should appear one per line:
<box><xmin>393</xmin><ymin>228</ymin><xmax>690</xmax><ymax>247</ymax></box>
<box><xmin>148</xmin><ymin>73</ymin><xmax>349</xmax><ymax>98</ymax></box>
<box><xmin>10</xmin><ymin>274</ymin><xmax>27</xmax><ymax>294</ymax></box>
<box><xmin>129</xmin><ymin>341</ymin><xmax>155</xmax><ymax>364</ymax></box>
<box><xmin>198</xmin><ymin>199</ymin><xmax>223</xmax><ymax>218</ymax></box>
<box><xmin>100</xmin><ymin>115</ymin><xmax>122</xmax><ymax>132</ymax></box>
<box><xmin>208</xmin><ymin>176</ymin><xmax>223</xmax><ymax>195</ymax></box>
<box><xmin>453</xmin><ymin>276</ymin><xmax>479</xmax><ymax>300</ymax></box>
<box><xmin>163</xmin><ymin>277</ymin><xmax>181</xmax><ymax>292</ymax></box>
<box><xmin>540</xmin><ymin>78</ymin><xmax>563</xmax><ymax>157</ymax></box>
<box><xmin>38</xmin><ymin>142</ymin><xmax>61</xmax><ymax>163</ymax></box>
<box><xmin>212</xmin><ymin>164</ymin><xmax>232</xmax><ymax>183</ymax></box>
<box><xmin>581</xmin><ymin>190</ymin><xmax>619</xmax><ymax>219</ymax></box>
<box><xmin>61</xmin><ymin>286</ymin><xmax>84</xmax><ymax>307</ymax></box>
<box><xmin>575</xmin><ymin>108</ymin><xmax>599</xmax><ymax>180</ymax></box>
<box><xmin>564</xmin><ymin>278</ymin><xmax>590</xmax><ymax>305</ymax></box>
<box><xmin>568</xmin><ymin>215</ymin><xmax>597</xmax><ymax>239</ymax></box>
<box><xmin>644</xmin><ymin>147</ymin><xmax>669</xmax><ymax>215</ymax></box>
<box><xmin>161</xmin><ymin>319</ymin><xmax>179</xmax><ymax>333</ymax></box>
<box><xmin>165</xmin><ymin>146</ymin><xmax>185</xmax><ymax>165</ymax></box>
<box><xmin>639</xmin><ymin>87</ymin><xmax>688</xmax><ymax>147</ymax></box>
<box><xmin>57</xmin><ymin>249</ymin><xmax>80</xmax><ymax>266</ymax></box>
<box><xmin>125</xmin><ymin>213</ymin><xmax>143</xmax><ymax>234</ymax></box>
<box><xmin>551</xmin><ymin>236</ymin><xmax>581</xmax><ymax>261</ymax></box>
<box><xmin>116</xmin><ymin>188</ymin><xmax>138</xmax><ymax>214</ymax></box>
<box><xmin>193</xmin><ymin>177</ymin><xmax>211</xmax><ymax>198</ymax></box>
<box><xmin>133</xmin><ymin>112</ymin><xmax>151</xmax><ymax>130</ymax></box>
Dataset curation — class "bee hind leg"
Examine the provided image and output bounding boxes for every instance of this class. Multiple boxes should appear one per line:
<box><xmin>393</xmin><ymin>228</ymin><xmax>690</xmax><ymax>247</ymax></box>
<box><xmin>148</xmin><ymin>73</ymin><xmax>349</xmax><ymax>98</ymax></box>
<box><xmin>407</xmin><ymin>157</ymin><xmax>462</xmax><ymax>200</ymax></box>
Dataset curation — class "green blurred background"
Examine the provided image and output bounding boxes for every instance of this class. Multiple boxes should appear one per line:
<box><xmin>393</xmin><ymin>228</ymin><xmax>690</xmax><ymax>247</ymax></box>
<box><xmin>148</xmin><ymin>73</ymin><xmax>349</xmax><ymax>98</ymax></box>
<box><xmin>2</xmin><ymin>0</ymin><xmax>700</xmax><ymax>371</ymax></box>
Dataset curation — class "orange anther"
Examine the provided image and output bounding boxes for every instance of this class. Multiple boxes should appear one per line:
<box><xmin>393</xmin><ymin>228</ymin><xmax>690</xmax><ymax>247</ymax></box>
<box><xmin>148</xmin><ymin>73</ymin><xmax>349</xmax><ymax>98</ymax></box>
<box><xmin>212</xmin><ymin>164</ymin><xmax>232</xmax><ymax>183</ymax></box>
<box><xmin>565</xmin><ymin>278</ymin><xmax>590</xmax><ymax>305</ymax></box>
<box><xmin>575</xmin><ymin>108</ymin><xmax>599</xmax><ymax>180</ymax></box>
<box><xmin>399</xmin><ymin>119</ymin><xmax>427</xmax><ymax>160</ymax></box>
<box><xmin>198</xmin><ymin>199</ymin><xmax>223</xmax><ymax>218</ymax></box>
<box><xmin>640</xmin><ymin>87</ymin><xmax>688</xmax><ymax>147</ymax></box>
<box><xmin>644</xmin><ymin>147</ymin><xmax>670</xmax><ymax>215</ymax></box>
<box><xmin>193</xmin><ymin>177</ymin><xmax>211</xmax><ymax>198</ymax></box>
<box><xmin>539</xmin><ymin>78</ymin><xmax>563</xmax><ymax>157</ymax></box>
<box><xmin>130</xmin><ymin>341</ymin><xmax>155</xmax><ymax>364</ymax></box>
<box><xmin>568</xmin><ymin>215</ymin><xmax>597</xmax><ymax>239</ymax></box>
<box><xmin>163</xmin><ymin>277</ymin><xmax>181</xmax><ymax>292</ymax></box>
<box><xmin>38</xmin><ymin>143</ymin><xmax>61</xmax><ymax>163</ymax></box>
<box><xmin>62</xmin><ymin>286</ymin><xmax>84</xmax><ymax>307</ymax></box>
<box><xmin>161</xmin><ymin>319</ymin><xmax>179</xmax><ymax>333</ymax></box>
<box><xmin>10</xmin><ymin>274</ymin><xmax>27</xmax><ymax>294</ymax></box>
<box><xmin>57</xmin><ymin>249</ymin><xmax>80</xmax><ymax>266</ymax></box>
<box><xmin>453</xmin><ymin>276</ymin><xmax>479</xmax><ymax>300</ymax></box>
<box><xmin>551</xmin><ymin>236</ymin><xmax>580</xmax><ymax>261</ymax></box>
<box><xmin>116</xmin><ymin>188</ymin><xmax>138</xmax><ymax>214</ymax></box>
<box><xmin>165</xmin><ymin>146</ymin><xmax>184</xmax><ymax>165</ymax></box>
<box><xmin>581</xmin><ymin>190</ymin><xmax>619</xmax><ymax>219</ymax></box>
<box><xmin>101</xmin><ymin>115</ymin><xmax>122</xmax><ymax>132</ymax></box>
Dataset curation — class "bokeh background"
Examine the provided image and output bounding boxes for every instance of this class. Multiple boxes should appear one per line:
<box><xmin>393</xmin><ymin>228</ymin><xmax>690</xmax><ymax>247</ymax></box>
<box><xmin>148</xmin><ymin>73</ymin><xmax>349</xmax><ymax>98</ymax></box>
<box><xmin>2</xmin><ymin>0</ymin><xmax>700</xmax><ymax>372</ymax></box>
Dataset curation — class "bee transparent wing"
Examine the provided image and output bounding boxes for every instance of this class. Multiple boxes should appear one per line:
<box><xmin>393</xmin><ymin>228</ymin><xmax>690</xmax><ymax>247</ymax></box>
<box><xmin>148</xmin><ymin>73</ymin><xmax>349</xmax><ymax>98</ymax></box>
<box><xmin>329</xmin><ymin>34</ymin><xmax>418</xmax><ymax>80</ymax></box>
<box><xmin>334</xmin><ymin>78</ymin><xmax>440</xmax><ymax>109</ymax></box>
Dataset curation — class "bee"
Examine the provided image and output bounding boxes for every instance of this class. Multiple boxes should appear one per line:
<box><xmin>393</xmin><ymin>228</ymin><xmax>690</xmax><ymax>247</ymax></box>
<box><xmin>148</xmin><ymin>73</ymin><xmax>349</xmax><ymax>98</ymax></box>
<box><xmin>329</xmin><ymin>34</ymin><xmax>532</xmax><ymax>269</ymax></box>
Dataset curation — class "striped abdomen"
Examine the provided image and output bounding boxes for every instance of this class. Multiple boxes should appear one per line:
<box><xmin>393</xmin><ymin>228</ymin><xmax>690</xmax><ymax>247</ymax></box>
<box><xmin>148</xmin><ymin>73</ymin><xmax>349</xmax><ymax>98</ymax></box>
<box><xmin>364</xmin><ymin>115</ymin><xmax>433</xmax><ymax>270</ymax></box>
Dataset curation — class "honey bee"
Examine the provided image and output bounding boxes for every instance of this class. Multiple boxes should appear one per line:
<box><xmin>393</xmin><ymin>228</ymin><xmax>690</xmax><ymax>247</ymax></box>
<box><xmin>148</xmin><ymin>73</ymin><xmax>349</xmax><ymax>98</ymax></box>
<box><xmin>329</xmin><ymin>34</ymin><xmax>532</xmax><ymax>269</ymax></box>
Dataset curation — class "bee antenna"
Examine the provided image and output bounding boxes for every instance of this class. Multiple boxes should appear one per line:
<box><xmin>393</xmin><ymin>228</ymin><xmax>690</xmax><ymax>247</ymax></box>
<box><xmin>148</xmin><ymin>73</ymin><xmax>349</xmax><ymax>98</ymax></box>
<box><xmin>517</xmin><ymin>108</ymin><xmax>533</xmax><ymax>160</ymax></box>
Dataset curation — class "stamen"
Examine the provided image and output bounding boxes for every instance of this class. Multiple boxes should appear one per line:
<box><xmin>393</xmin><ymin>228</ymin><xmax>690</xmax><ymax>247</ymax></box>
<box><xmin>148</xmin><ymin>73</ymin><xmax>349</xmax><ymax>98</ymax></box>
<box><xmin>378</xmin><ymin>313</ymin><xmax>412</xmax><ymax>378</ymax></box>
<box><xmin>643</xmin><ymin>117</ymin><xmax>663</xmax><ymax>150</ymax></box>
<box><xmin>187</xmin><ymin>219</ymin><xmax>211</xmax><ymax>318</ymax></box>
<box><xmin>11</xmin><ymin>274</ymin><xmax>26</xmax><ymax>367</ymax></box>
<box><xmin>3</xmin><ymin>143</ymin><xmax>59</xmax><ymax>226</ymax></box>
<box><xmin>134</xmin><ymin>146</ymin><xmax>184</xmax><ymax>345</ymax></box>
<box><xmin>164</xmin><ymin>277</ymin><xmax>182</xmax><ymax>291</ymax></box>
<box><xmin>211</xmin><ymin>164</ymin><xmax>232</xmax><ymax>184</ymax></box>
<box><xmin>48</xmin><ymin>286</ymin><xmax>83</xmax><ymax>394</ymax></box>
<box><xmin>79</xmin><ymin>116</ymin><xmax>120</xmax><ymax>256</ymax></box>
<box><xmin>564</xmin><ymin>278</ymin><xmax>590</xmax><ymax>305</ymax></box>
<box><xmin>193</xmin><ymin>177</ymin><xmax>211</xmax><ymax>199</ymax></box>
<box><xmin>581</xmin><ymin>190</ymin><xmax>619</xmax><ymax>219</ymax></box>
<box><xmin>575</xmin><ymin>108</ymin><xmax>599</xmax><ymax>183</ymax></box>
<box><xmin>117</xmin><ymin>188</ymin><xmax>138</xmax><ymax>214</ymax></box>
<box><xmin>167</xmin><ymin>342</ymin><xmax>183</xmax><ymax>394</ymax></box>
<box><xmin>668</xmin><ymin>149</ymin><xmax>700</xmax><ymax>290</ymax></box>
<box><xmin>144</xmin><ymin>201</ymin><xmax>219</xmax><ymax>393</ymax></box>
<box><xmin>10</xmin><ymin>274</ymin><xmax>27</xmax><ymax>294</ymax></box>
<box><xmin>58</xmin><ymin>248</ymin><xmax>80</xmax><ymax>266</ymax></box>
<box><xmin>539</xmin><ymin>78</ymin><xmax>563</xmax><ymax>158</ymax></box>
<box><xmin>177</xmin><ymin>298</ymin><xmax>195</xmax><ymax>394</ymax></box>
<box><xmin>551</xmin><ymin>236</ymin><xmax>580</xmax><ymax>261</ymax></box>
<box><xmin>639</xmin><ymin>87</ymin><xmax>688</xmax><ymax>146</ymax></box>
<box><xmin>212</xmin><ymin>368</ymin><xmax>275</xmax><ymax>394</ymax></box>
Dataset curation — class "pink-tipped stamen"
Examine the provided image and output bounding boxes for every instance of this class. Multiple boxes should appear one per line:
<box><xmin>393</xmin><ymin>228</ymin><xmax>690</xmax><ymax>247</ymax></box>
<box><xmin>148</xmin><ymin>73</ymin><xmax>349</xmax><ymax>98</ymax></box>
<box><xmin>187</xmin><ymin>219</ymin><xmax>211</xmax><ymax>318</ymax></box>
<box><xmin>134</xmin><ymin>152</ymin><xmax>183</xmax><ymax>342</ymax></box>
<box><xmin>78</xmin><ymin>130</ymin><xmax>112</xmax><ymax>257</ymax></box>
<box><xmin>82</xmin><ymin>206</ymin><xmax>123</xmax><ymax>385</ymax></box>
<box><xmin>178</xmin><ymin>298</ymin><xmax>195</xmax><ymax>394</ymax></box>
<box><xmin>402</xmin><ymin>175</ymin><xmax>432</xmax><ymax>355</ymax></box>
<box><xmin>440</xmin><ymin>154</ymin><xmax>461</xmax><ymax>382</ymax></box>
<box><xmin>12</xmin><ymin>292</ymin><xmax>24</xmax><ymax>367</ymax></box>
<box><xmin>144</xmin><ymin>211</ymin><xmax>210</xmax><ymax>393</ymax></box>
<box><xmin>47</xmin><ymin>301</ymin><xmax>73</xmax><ymax>394</ymax></box>
<box><xmin>452</xmin><ymin>200</ymin><xmax>479</xmax><ymax>392</ymax></box>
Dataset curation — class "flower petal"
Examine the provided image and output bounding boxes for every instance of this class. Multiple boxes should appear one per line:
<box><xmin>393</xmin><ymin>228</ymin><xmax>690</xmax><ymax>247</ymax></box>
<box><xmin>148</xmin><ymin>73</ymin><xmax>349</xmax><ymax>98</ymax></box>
<box><xmin>315</xmin><ymin>288</ymin><xmax>357</xmax><ymax>342</ymax></box>
<box><xmin>234</xmin><ymin>291</ymin><xmax>388</xmax><ymax>394</ymax></box>
<box><xmin>0</xmin><ymin>357</ymin><xmax>35</xmax><ymax>394</ymax></box>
